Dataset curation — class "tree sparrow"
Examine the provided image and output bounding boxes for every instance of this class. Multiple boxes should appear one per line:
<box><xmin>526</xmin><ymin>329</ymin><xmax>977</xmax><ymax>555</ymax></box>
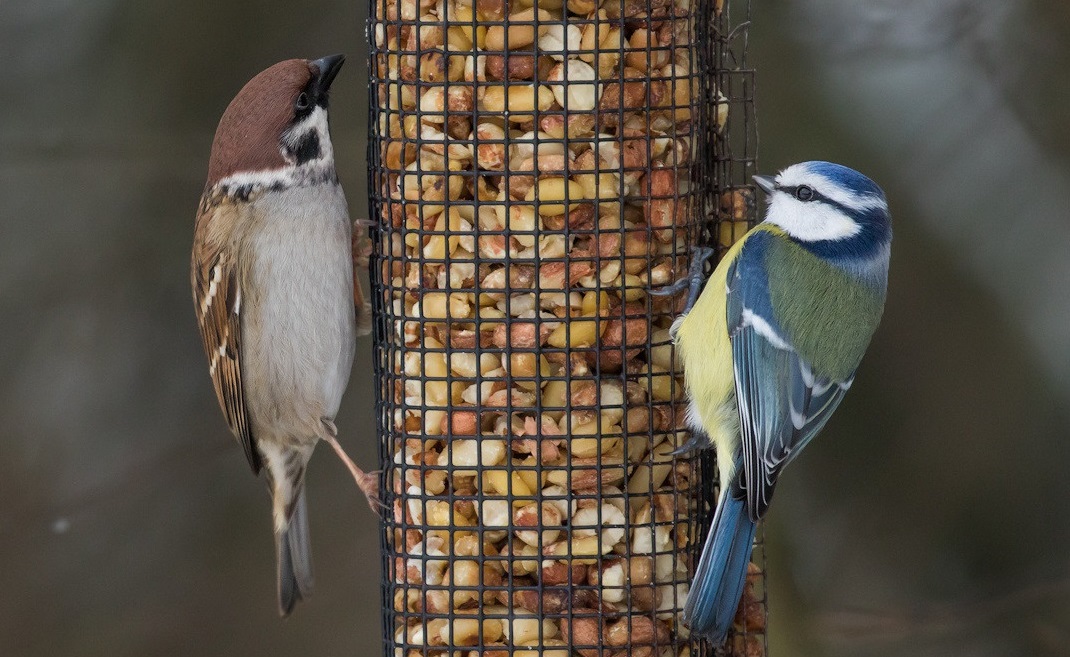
<box><xmin>191</xmin><ymin>54</ymin><xmax>378</xmax><ymax>616</ymax></box>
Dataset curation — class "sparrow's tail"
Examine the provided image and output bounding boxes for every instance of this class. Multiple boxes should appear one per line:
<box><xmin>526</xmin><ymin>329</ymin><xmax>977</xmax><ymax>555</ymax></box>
<box><xmin>683</xmin><ymin>488</ymin><xmax>757</xmax><ymax>644</ymax></box>
<box><xmin>275</xmin><ymin>483</ymin><xmax>314</xmax><ymax>616</ymax></box>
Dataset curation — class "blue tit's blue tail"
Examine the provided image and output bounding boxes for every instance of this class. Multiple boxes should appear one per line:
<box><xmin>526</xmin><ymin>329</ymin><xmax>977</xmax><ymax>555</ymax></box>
<box><xmin>683</xmin><ymin>488</ymin><xmax>758</xmax><ymax>644</ymax></box>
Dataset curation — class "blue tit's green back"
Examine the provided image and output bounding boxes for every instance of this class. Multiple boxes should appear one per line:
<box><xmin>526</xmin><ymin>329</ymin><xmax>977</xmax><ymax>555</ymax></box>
<box><xmin>764</xmin><ymin>237</ymin><xmax>886</xmax><ymax>381</ymax></box>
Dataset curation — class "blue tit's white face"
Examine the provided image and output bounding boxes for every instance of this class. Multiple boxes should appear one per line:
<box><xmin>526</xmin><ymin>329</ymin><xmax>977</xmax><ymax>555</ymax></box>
<box><xmin>763</xmin><ymin>161</ymin><xmax>889</xmax><ymax>244</ymax></box>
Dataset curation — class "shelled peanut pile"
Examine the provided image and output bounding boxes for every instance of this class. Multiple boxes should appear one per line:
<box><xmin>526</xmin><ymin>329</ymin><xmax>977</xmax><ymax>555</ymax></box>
<box><xmin>370</xmin><ymin>0</ymin><xmax>762</xmax><ymax>654</ymax></box>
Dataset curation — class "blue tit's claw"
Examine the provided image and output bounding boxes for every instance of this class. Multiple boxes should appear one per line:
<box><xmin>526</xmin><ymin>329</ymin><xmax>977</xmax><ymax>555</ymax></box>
<box><xmin>683</xmin><ymin>285</ymin><xmax>704</xmax><ymax>314</ymax></box>
<box><xmin>672</xmin><ymin>431</ymin><xmax>710</xmax><ymax>456</ymax></box>
<box><xmin>691</xmin><ymin>246</ymin><xmax>715</xmax><ymax>264</ymax></box>
<box><xmin>651</xmin><ymin>246</ymin><xmax>716</xmax><ymax>305</ymax></box>
<box><xmin>650</xmin><ymin>278</ymin><xmax>690</xmax><ymax>297</ymax></box>
<box><xmin>679</xmin><ymin>246</ymin><xmax>716</xmax><ymax>313</ymax></box>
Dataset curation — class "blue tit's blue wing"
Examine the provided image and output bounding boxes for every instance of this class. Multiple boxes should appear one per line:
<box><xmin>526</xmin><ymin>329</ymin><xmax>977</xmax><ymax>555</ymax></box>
<box><xmin>783</xmin><ymin>361</ymin><xmax>852</xmax><ymax>468</ymax></box>
<box><xmin>726</xmin><ymin>234</ymin><xmax>853</xmax><ymax>521</ymax></box>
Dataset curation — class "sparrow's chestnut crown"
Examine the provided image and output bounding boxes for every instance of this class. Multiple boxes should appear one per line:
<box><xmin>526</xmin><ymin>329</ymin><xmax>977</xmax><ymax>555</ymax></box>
<box><xmin>205</xmin><ymin>55</ymin><xmax>345</xmax><ymax>188</ymax></box>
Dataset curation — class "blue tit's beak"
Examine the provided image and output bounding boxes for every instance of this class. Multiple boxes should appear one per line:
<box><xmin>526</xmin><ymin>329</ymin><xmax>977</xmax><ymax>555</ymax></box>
<box><xmin>753</xmin><ymin>175</ymin><xmax>776</xmax><ymax>194</ymax></box>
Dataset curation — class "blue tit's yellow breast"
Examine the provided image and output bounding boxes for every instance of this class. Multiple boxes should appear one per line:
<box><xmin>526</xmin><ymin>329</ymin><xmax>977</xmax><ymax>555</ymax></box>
<box><xmin>673</xmin><ymin>228</ymin><xmax>774</xmax><ymax>459</ymax></box>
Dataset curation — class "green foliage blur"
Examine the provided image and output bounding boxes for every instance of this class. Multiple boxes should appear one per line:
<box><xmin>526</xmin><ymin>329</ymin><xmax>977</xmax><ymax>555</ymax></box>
<box><xmin>1</xmin><ymin>0</ymin><xmax>1068</xmax><ymax>655</ymax></box>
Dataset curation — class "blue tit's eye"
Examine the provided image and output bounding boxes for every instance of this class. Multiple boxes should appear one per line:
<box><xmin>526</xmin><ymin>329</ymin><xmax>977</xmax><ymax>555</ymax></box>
<box><xmin>295</xmin><ymin>92</ymin><xmax>311</xmax><ymax>112</ymax></box>
<box><xmin>795</xmin><ymin>185</ymin><xmax>815</xmax><ymax>202</ymax></box>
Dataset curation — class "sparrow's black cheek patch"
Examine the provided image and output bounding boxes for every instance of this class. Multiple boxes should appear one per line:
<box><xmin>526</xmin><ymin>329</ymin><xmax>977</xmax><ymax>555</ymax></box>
<box><xmin>291</xmin><ymin>132</ymin><xmax>321</xmax><ymax>165</ymax></box>
<box><xmin>228</xmin><ymin>184</ymin><xmax>254</xmax><ymax>202</ymax></box>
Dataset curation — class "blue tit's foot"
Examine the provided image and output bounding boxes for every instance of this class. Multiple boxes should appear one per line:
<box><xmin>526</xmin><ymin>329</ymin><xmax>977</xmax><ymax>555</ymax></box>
<box><xmin>671</xmin><ymin>429</ymin><xmax>711</xmax><ymax>456</ymax></box>
<box><xmin>649</xmin><ymin>278</ymin><xmax>690</xmax><ymax>297</ymax></box>
<box><xmin>650</xmin><ymin>246</ymin><xmax>715</xmax><ymax>315</ymax></box>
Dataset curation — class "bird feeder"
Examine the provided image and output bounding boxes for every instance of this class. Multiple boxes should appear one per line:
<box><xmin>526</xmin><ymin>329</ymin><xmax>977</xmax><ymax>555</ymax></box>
<box><xmin>366</xmin><ymin>0</ymin><xmax>766</xmax><ymax>654</ymax></box>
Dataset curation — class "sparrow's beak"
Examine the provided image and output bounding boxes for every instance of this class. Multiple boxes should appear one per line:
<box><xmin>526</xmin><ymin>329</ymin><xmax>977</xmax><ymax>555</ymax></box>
<box><xmin>753</xmin><ymin>175</ymin><xmax>776</xmax><ymax>194</ymax></box>
<box><xmin>310</xmin><ymin>54</ymin><xmax>346</xmax><ymax>96</ymax></box>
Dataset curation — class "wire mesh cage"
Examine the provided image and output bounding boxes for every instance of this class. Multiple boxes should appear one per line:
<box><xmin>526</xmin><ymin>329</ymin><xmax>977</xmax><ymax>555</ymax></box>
<box><xmin>366</xmin><ymin>0</ymin><xmax>764</xmax><ymax>654</ymax></box>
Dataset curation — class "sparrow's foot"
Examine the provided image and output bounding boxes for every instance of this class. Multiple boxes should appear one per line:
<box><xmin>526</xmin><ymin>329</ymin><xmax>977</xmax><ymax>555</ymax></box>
<box><xmin>650</xmin><ymin>246</ymin><xmax>715</xmax><ymax>315</ymax></box>
<box><xmin>355</xmin><ymin>469</ymin><xmax>387</xmax><ymax>516</ymax></box>
<box><xmin>354</xmin><ymin>300</ymin><xmax>373</xmax><ymax>338</ymax></box>
<box><xmin>353</xmin><ymin>244</ymin><xmax>372</xmax><ymax>269</ymax></box>
<box><xmin>352</xmin><ymin>219</ymin><xmax>375</xmax><ymax>269</ymax></box>
<box><xmin>354</xmin><ymin>279</ymin><xmax>372</xmax><ymax>338</ymax></box>
<box><xmin>321</xmin><ymin>421</ymin><xmax>386</xmax><ymax>516</ymax></box>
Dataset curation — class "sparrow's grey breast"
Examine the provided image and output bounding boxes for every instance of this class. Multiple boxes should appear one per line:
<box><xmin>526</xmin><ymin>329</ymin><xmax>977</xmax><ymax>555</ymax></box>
<box><xmin>239</xmin><ymin>181</ymin><xmax>355</xmax><ymax>444</ymax></box>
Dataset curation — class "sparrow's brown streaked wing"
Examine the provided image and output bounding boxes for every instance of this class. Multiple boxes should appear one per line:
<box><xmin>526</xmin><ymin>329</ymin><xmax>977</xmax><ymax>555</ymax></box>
<box><xmin>192</xmin><ymin>205</ymin><xmax>261</xmax><ymax>474</ymax></box>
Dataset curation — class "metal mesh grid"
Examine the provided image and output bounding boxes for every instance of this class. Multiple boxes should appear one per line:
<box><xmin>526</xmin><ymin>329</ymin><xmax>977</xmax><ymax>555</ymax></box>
<box><xmin>366</xmin><ymin>0</ymin><xmax>763</xmax><ymax>654</ymax></box>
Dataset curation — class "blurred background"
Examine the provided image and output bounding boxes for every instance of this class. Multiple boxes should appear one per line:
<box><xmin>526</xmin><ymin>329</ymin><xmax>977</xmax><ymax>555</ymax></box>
<box><xmin>2</xmin><ymin>0</ymin><xmax>1068</xmax><ymax>655</ymax></box>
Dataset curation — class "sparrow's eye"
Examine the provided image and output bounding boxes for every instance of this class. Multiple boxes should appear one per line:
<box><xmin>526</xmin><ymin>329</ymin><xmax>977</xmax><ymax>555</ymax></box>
<box><xmin>295</xmin><ymin>92</ymin><xmax>311</xmax><ymax>112</ymax></box>
<box><xmin>795</xmin><ymin>185</ymin><xmax>815</xmax><ymax>202</ymax></box>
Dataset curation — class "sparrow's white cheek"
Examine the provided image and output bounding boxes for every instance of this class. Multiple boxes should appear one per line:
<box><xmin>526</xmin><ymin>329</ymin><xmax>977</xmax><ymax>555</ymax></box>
<box><xmin>286</xmin><ymin>106</ymin><xmax>334</xmax><ymax>163</ymax></box>
<box><xmin>293</xmin><ymin>106</ymin><xmax>329</xmax><ymax>136</ymax></box>
<box><xmin>766</xmin><ymin>194</ymin><xmax>861</xmax><ymax>242</ymax></box>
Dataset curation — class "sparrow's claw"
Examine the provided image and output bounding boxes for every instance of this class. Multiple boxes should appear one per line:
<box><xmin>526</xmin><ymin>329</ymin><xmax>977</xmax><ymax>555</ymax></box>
<box><xmin>651</xmin><ymin>246</ymin><xmax>716</xmax><ymax>315</ymax></box>
<box><xmin>355</xmin><ymin>242</ymin><xmax>373</xmax><ymax>268</ymax></box>
<box><xmin>355</xmin><ymin>469</ymin><xmax>388</xmax><ymax>517</ymax></box>
<box><xmin>354</xmin><ymin>299</ymin><xmax>373</xmax><ymax>338</ymax></box>
<box><xmin>352</xmin><ymin>241</ymin><xmax>373</xmax><ymax>269</ymax></box>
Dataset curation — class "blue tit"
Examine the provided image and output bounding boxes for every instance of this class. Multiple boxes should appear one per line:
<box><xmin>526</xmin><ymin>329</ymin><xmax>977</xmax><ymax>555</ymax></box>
<box><xmin>656</xmin><ymin>161</ymin><xmax>891</xmax><ymax>644</ymax></box>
